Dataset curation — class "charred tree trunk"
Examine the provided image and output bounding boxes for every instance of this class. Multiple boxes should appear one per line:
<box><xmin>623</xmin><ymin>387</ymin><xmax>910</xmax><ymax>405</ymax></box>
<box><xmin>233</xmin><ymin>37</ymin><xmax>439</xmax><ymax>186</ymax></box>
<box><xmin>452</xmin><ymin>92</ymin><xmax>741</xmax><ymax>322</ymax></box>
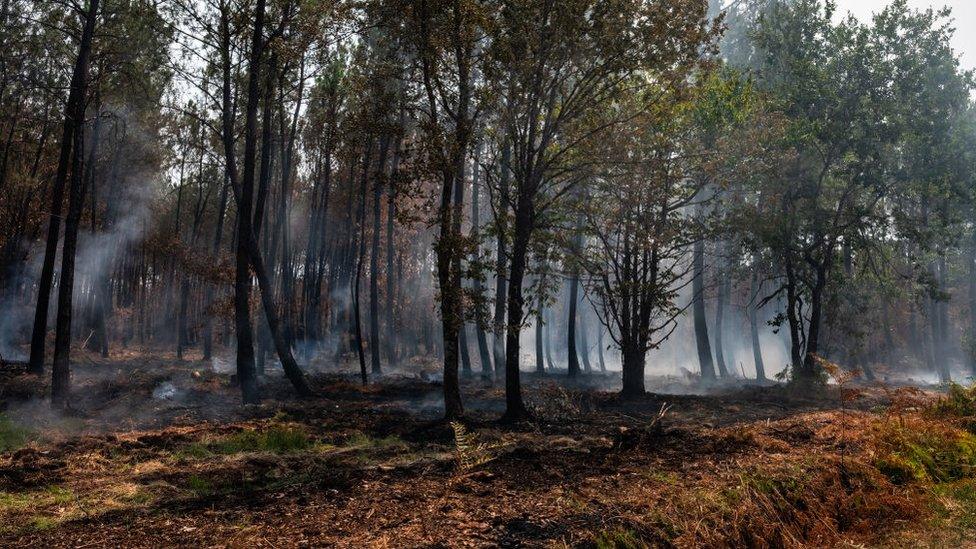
<box><xmin>52</xmin><ymin>110</ymin><xmax>91</xmax><ymax>408</ymax></box>
<box><xmin>369</xmin><ymin>136</ymin><xmax>390</xmax><ymax>375</ymax></box>
<box><xmin>219</xmin><ymin>2</ymin><xmax>312</xmax><ymax>400</ymax></box>
<box><xmin>749</xmin><ymin>264</ymin><xmax>766</xmax><ymax>381</ymax></box>
<box><xmin>385</xmin><ymin>136</ymin><xmax>400</xmax><ymax>366</ymax></box>
<box><xmin>502</xmin><ymin>198</ymin><xmax>532</xmax><ymax>422</ymax></box>
<box><xmin>596</xmin><ymin>325</ymin><xmax>607</xmax><ymax>372</ymax></box>
<box><xmin>567</xmin><ymin>275</ymin><xmax>581</xmax><ymax>378</ymax></box>
<box><xmin>620</xmin><ymin>340</ymin><xmax>646</xmax><ymax>398</ymax></box>
<box><xmin>452</xmin><ymin>156</ymin><xmax>472</xmax><ymax>378</ymax></box>
<box><xmin>470</xmin><ymin>147</ymin><xmax>493</xmax><ymax>377</ymax></box>
<box><xmin>492</xmin><ymin>140</ymin><xmax>511</xmax><ymax>378</ymax></box>
<box><xmin>354</xmin><ymin>139</ymin><xmax>373</xmax><ymax>385</ymax></box>
<box><xmin>578</xmin><ymin>291</ymin><xmax>592</xmax><ymax>373</ymax></box>
<box><xmin>203</xmin><ymin>177</ymin><xmax>230</xmax><ymax>361</ymax></box>
<box><xmin>799</xmin><ymin>264</ymin><xmax>828</xmax><ymax>382</ymax></box>
<box><xmin>692</xmin><ymin>237</ymin><xmax>716</xmax><ymax>380</ymax></box>
<box><xmin>29</xmin><ymin>0</ymin><xmax>99</xmax><ymax>376</ymax></box>
<box><xmin>544</xmin><ymin>307</ymin><xmax>556</xmax><ymax>370</ymax></box>
<box><xmin>714</xmin><ymin>256</ymin><xmax>730</xmax><ymax>378</ymax></box>
<box><xmin>534</xmin><ymin>306</ymin><xmax>545</xmax><ymax>374</ymax></box>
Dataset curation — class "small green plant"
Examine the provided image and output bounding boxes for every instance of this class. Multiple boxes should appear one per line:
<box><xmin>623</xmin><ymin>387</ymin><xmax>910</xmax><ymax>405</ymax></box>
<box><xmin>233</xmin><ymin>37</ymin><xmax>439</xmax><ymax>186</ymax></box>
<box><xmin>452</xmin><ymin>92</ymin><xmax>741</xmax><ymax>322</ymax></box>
<box><xmin>875</xmin><ymin>423</ymin><xmax>976</xmax><ymax>484</ymax></box>
<box><xmin>594</xmin><ymin>528</ymin><xmax>646</xmax><ymax>549</ymax></box>
<box><xmin>180</xmin><ymin>424</ymin><xmax>313</xmax><ymax>457</ymax></box>
<box><xmin>0</xmin><ymin>414</ymin><xmax>32</xmax><ymax>453</ymax></box>
<box><xmin>931</xmin><ymin>383</ymin><xmax>976</xmax><ymax>420</ymax></box>
<box><xmin>184</xmin><ymin>475</ymin><xmax>214</xmax><ymax>496</ymax></box>
<box><xmin>450</xmin><ymin>422</ymin><xmax>503</xmax><ymax>472</ymax></box>
<box><xmin>29</xmin><ymin>516</ymin><xmax>58</xmax><ymax>531</ymax></box>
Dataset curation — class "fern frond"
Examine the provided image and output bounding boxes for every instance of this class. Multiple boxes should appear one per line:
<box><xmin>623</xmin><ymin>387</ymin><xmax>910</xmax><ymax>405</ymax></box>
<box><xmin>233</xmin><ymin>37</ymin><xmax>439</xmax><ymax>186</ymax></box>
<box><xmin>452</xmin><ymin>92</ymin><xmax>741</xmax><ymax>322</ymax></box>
<box><xmin>451</xmin><ymin>421</ymin><xmax>502</xmax><ymax>472</ymax></box>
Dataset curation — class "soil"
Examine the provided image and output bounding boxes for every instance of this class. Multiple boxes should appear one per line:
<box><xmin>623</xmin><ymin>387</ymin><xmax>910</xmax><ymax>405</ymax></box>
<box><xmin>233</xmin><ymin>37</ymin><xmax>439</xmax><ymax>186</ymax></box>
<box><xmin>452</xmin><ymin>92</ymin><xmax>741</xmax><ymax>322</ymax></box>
<box><xmin>0</xmin><ymin>350</ymin><xmax>971</xmax><ymax>548</ymax></box>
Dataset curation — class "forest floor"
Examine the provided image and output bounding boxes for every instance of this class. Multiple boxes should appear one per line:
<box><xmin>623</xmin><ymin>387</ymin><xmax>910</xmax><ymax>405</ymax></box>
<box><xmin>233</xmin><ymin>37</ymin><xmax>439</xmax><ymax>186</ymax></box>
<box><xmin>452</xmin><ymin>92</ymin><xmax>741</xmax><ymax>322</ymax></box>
<box><xmin>1</xmin><ymin>350</ymin><xmax>976</xmax><ymax>547</ymax></box>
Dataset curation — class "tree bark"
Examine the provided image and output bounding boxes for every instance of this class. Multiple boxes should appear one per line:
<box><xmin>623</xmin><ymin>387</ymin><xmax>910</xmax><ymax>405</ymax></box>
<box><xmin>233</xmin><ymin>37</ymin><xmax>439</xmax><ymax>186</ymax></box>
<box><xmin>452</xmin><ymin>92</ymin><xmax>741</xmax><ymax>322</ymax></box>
<box><xmin>354</xmin><ymin>139</ymin><xmax>373</xmax><ymax>385</ymax></box>
<box><xmin>692</xmin><ymin>238</ymin><xmax>716</xmax><ymax>380</ymax></box>
<box><xmin>51</xmin><ymin>107</ymin><xmax>90</xmax><ymax>409</ymax></box>
<box><xmin>470</xmin><ymin>146</ymin><xmax>493</xmax><ymax>377</ymax></box>
<box><xmin>567</xmin><ymin>275</ymin><xmax>581</xmax><ymax>377</ymax></box>
<box><xmin>28</xmin><ymin>0</ymin><xmax>99</xmax><ymax>375</ymax></box>
<box><xmin>492</xmin><ymin>140</ymin><xmax>511</xmax><ymax>378</ymax></box>
<box><xmin>749</xmin><ymin>264</ymin><xmax>766</xmax><ymax>381</ymax></box>
<box><xmin>369</xmin><ymin>136</ymin><xmax>391</xmax><ymax>375</ymax></box>
<box><xmin>620</xmin><ymin>342</ymin><xmax>646</xmax><ymax>398</ymax></box>
<box><xmin>385</xmin><ymin>135</ymin><xmax>400</xmax><ymax>366</ymax></box>
<box><xmin>714</xmin><ymin>256</ymin><xmax>730</xmax><ymax>378</ymax></box>
<box><xmin>502</xmin><ymin>199</ymin><xmax>532</xmax><ymax>421</ymax></box>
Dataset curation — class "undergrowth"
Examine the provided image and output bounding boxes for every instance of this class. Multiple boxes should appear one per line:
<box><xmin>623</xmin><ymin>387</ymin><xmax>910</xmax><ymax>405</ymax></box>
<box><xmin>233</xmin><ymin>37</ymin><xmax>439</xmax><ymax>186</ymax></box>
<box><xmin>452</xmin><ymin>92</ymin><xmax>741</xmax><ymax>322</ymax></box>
<box><xmin>179</xmin><ymin>424</ymin><xmax>312</xmax><ymax>457</ymax></box>
<box><xmin>0</xmin><ymin>413</ymin><xmax>32</xmax><ymax>453</ymax></box>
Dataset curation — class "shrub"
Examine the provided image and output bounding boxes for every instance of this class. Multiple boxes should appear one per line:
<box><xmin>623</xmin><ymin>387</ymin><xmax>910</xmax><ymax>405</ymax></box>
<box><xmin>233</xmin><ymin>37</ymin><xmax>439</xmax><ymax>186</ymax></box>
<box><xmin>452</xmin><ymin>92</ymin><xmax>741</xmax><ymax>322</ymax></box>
<box><xmin>874</xmin><ymin>420</ymin><xmax>976</xmax><ymax>484</ymax></box>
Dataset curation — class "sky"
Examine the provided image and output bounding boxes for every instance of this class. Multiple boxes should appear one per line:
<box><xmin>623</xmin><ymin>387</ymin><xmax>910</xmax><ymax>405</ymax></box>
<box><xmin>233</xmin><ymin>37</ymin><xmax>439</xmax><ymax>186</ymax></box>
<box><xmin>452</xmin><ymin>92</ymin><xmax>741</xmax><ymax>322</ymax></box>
<box><xmin>834</xmin><ymin>0</ymin><xmax>975</xmax><ymax>71</ymax></box>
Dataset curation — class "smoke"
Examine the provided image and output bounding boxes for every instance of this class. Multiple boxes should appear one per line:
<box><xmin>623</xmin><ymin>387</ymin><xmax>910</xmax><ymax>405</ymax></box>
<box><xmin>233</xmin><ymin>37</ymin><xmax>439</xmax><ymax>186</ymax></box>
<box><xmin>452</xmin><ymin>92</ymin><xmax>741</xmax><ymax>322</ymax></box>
<box><xmin>0</xmin><ymin>104</ymin><xmax>157</xmax><ymax>359</ymax></box>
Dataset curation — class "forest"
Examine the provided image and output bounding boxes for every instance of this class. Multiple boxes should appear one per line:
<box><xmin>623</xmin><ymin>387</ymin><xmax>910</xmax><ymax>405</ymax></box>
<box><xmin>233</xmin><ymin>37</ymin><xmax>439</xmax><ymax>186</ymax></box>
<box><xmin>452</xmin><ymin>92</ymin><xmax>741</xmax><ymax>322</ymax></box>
<box><xmin>2</xmin><ymin>0</ymin><xmax>976</xmax><ymax>545</ymax></box>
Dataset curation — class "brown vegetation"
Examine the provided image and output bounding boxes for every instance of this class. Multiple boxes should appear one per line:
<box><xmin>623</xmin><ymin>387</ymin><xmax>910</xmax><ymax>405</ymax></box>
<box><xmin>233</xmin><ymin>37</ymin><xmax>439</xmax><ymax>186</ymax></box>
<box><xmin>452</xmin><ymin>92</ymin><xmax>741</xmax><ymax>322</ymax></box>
<box><xmin>2</xmin><ymin>352</ymin><xmax>976</xmax><ymax>547</ymax></box>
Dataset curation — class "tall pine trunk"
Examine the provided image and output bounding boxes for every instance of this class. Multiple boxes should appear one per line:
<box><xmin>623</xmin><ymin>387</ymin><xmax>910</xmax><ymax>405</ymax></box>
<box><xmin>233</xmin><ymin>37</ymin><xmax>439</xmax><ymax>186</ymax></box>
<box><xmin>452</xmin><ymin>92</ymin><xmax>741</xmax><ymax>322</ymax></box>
<box><xmin>502</xmin><ymin>199</ymin><xmax>532</xmax><ymax>421</ymax></box>
<box><xmin>29</xmin><ymin>0</ymin><xmax>99</xmax><ymax>376</ymax></box>
<box><xmin>491</xmin><ymin>140</ymin><xmax>511</xmax><ymax>378</ymax></box>
<box><xmin>369</xmin><ymin>136</ymin><xmax>390</xmax><ymax>375</ymax></box>
<box><xmin>51</xmin><ymin>107</ymin><xmax>90</xmax><ymax>408</ymax></box>
<box><xmin>470</xmin><ymin>146</ymin><xmax>493</xmax><ymax>377</ymax></box>
<box><xmin>567</xmin><ymin>275</ymin><xmax>581</xmax><ymax>377</ymax></box>
<box><xmin>692</xmin><ymin>237</ymin><xmax>716</xmax><ymax>380</ymax></box>
<box><xmin>749</xmin><ymin>264</ymin><xmax>766</xmax><ymax>381</ymax></box>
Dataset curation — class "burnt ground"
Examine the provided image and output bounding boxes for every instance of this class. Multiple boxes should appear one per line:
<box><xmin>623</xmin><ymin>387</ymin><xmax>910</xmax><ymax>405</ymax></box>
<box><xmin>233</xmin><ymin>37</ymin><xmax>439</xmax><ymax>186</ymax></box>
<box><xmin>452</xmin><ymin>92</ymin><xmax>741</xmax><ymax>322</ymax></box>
<box><xmin>0</xmin><ymin>350</ymin><xmax>973</xmax><ymax>548</ymax></box>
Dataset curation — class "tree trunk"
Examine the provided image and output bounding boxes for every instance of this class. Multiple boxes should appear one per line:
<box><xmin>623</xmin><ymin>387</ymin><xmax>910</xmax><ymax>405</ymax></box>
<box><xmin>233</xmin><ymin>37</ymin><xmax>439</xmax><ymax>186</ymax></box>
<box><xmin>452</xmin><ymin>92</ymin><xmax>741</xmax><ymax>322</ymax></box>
<box><xmin>492</xmin><ymin>140</ymin><xmax>511</xmax><ymax>378</ymax></box>
<box><xmin>203</xmin><ymin>177</ymin><xmax>230</xmax><ymax>361</ymax></box>
<box><xmin>749</xmin><ymin>264</ymin><xmax>766</xmax><ymax>381</ymax></box>
<box><xmin>470</xmin><ymin>146</ymin><xmax>493</xmax><ymax>377</ymax></box>
<box><xmin>799</xmin><ymin>266</ymin><xmax>827</xmax><ymax>382</ymax></box>
<box><xmin>216</xmin><ymin>5</ymin><xmax>313</xmax><ymax>399</ymax></box>
<box><xmin>354</xmin><ymin>139</ymin><xmax>373</xmax><ymax>385</ymax></box>
<box><xmin>567</xmin><ymin>275</ymin><xmax>581</xmax><ymax>377</ymax></box>
<box><xmin>714</xmin><ymin>258</ymin><xmax>730</xmax><ymax>378</ymax></box>
<box><xmin>620</xmin><ymin>341</ymin><xmax>645</xmax><ymax>398</ymax></box>
<box><xmin>535</xmin><ymin>308</ymin><xmax>545</xmax><ymax>374</ymax></box>
<box><xmin>546</xmin><ymin>308</ymin><xmax>558</xmax><ymax>370</ymax></box>
<box><xmin>596</xmin><ymin>325</ymin><xmax>607</xmax><ymax>372</ymax></box>
<box><xmin>692</xmin><ymin>238</ymin><xmax>716</xmax><ymax>380</ymax></box>
<box><xmin>230</xmin><ymin>0</ymin><xmax>272</xmax><ymax>404</ymax></box>
<box><xmin>452</xmin><ymin>151</ymin><xmax>472</xmax><ymax>379</ymax></box>
<box><xmin>502</xmin><ymin>200</ymin><xmax>532</xmax><ymax>422</ymax></box>
<box><xmin>578</xmin><ymin>287</ymin><xmax>592</xmax><ymax>373</ymax></box>
<box><xmin>369</xmin><ymin>136</ymin><xmax>390</xmax><ymax>375</ymax></box>
<box><xmin>51</xmin><ymin>106</ymin><xmax>91</xmax><ymax>408</ymax></box>
<box><xmin>29</xmin><ymin>0</ymin><xmax>99</xmax><ymax>376</ymax></box>
<box><xmin>385</xmin><ymin>136</ymin><xmax>400</xmax><ymax>366</ymax></box>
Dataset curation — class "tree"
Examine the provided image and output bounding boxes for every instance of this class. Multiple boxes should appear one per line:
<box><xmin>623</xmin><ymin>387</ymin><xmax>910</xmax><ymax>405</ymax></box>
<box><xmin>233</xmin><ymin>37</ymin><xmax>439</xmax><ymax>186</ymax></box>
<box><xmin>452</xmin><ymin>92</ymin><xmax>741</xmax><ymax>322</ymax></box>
<box><xmin>491</xmin><ymin>0</ymin><xmax>717</xmax><ymax>418</ymax></box>
<box><xmin>400</xmin><ymin>0</ymin><xmax>494</xmax><ymax>419</ymax></box>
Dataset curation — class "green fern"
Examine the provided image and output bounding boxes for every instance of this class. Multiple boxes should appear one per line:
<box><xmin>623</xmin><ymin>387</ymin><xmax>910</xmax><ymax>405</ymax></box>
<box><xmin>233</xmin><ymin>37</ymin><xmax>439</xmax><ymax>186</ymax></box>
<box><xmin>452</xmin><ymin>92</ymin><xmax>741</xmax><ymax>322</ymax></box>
<box><xmin>450</xmin><ymin>422</ymin><xmax>502</xmax><ymax>472</ymax></box>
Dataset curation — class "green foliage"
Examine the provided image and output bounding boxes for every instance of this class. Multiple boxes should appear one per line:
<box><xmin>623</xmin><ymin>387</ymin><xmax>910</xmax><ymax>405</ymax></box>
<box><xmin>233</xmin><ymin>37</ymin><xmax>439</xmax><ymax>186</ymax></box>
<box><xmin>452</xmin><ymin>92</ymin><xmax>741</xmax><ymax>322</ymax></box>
<box><xmin>0</xmin><ymin>414</ymin><xmax>32</xmax><ymax>453</ymax></box>
<box><xmin>184</xmin><ymin>475</ymin><xmax>214</xmax><ymax>496</ymax></box>
<box><xmin>875</xmin><ymin>425</ymin><xmax>976</xmax><ymax>484</ymax></box>
<box><xmin>182</xmin><ymin>424</ymin><xmax>313</xmax><ymax>457</ymax></box>
<box><xmin>932</xmin><ymin>383</ymin><xmax>976</xmax><ymax>419</ymax></box>
<box><xmin>593</xmin><ymin>528</ymin><xmax>647</xmax><ymax>549</ymax></box>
